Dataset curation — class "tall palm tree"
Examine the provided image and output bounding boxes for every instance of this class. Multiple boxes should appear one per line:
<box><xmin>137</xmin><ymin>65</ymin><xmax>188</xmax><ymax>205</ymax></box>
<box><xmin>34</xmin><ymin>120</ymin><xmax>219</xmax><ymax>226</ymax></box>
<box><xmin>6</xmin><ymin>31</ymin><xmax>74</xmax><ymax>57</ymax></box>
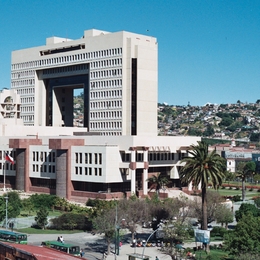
<box><xmin>236</xmin><ymin>161</ymin><xmax>256</xmax><ymax>201</ymax></box>
<box><xmin>179</xmin><ymin>141</ymin><xmax>226</xmax><ymax>232</ymax></box>
<box><xmin>147</xmin><ymin>173</ymin><xmax>170</xmax><ymax>197</ymax></box>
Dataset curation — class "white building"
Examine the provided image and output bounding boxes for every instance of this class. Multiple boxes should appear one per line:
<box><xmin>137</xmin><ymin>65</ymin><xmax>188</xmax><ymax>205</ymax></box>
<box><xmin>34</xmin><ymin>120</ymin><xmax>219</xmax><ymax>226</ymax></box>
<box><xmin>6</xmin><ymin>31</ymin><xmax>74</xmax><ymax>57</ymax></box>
<box><xmin>1</xmin><ymin>29</ymin><xmax>202</xmax><ymax>202</ymax></box>
<box><xmin>11</xmin><ymin>29</ymin><xmax>158</xmax><ymax>136</ymax></box>
<box><xmin>2</xmin><ymin>133</ymin><xmax>200</xmax><ymax>202</ymax></box>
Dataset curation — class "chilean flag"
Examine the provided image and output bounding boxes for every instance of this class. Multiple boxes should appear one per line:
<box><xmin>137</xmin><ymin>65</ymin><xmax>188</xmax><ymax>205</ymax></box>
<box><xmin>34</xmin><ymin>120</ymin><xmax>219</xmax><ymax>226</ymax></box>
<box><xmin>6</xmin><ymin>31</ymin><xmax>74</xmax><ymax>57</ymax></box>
<box><xmin>5</xmin><ymin>152</ymin><xmax>14</xmax><ymax>165</ymax></box>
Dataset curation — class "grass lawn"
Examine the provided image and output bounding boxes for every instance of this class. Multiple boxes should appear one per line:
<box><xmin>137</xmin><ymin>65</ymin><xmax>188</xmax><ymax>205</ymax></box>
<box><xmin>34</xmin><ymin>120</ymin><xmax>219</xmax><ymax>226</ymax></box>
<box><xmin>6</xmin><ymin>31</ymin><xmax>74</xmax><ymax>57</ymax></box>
<box><xmin>18</xmin><ymin>210</ymin><xmax>62</xmax><ymax>218</ymax></box>
<box><xmin>17</xmin><ymin>227</ymin><xmax>83</xmax><ymax>234</ymax></box>
<box><xmin>193</xmin><ymin>249</ymin><xmax>233</xmax><ymax>259</ymax></box>
<box><xmin>214</xmin><ymin>189</ymin><xmax>260</xmax><ymax>200</ymax></box>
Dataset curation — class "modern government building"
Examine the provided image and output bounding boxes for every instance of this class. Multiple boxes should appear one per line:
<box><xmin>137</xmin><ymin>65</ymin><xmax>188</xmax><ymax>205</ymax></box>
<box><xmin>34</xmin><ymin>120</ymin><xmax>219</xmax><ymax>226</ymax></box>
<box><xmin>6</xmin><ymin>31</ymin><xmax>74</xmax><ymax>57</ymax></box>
<box><xmin>0</xmin><ymin>29</ymin><xmax>200</xmax><ymax>202</ymax></box>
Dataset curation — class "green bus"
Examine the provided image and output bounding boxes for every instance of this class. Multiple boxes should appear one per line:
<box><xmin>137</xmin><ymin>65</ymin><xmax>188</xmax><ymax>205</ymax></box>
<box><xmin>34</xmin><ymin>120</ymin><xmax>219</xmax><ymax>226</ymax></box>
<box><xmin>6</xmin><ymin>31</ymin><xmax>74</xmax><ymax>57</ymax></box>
<box><xmin>41</xmin><ymin>241</ymin><xmax>81</xmax><ymax>256</ymax></box>
<box><xmin>0</xmin><ymin>230</ymin><xmax>27</xmax><ymax>244</ymax></box>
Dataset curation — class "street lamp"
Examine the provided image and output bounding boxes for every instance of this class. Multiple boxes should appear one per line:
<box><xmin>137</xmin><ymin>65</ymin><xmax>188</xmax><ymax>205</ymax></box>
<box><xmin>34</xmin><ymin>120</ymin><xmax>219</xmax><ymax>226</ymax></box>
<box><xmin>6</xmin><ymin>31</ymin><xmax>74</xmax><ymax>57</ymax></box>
<box><xmin>114</xmin><ymin>202</ymin><xmax>120</xmax><ymax>256</ymax></box>
<box><xmin>142</xmin><ymin>227</ymin><xmax>160</xmax><ymax>259</ymax></box>
<box><xmin>4</xmin><ymin>196</ymin><xmax>8</xmax><ymax>229</ymax></box>
<box><xmin>3</xmin><ymin>162</ymin><xmax>6</xmax><ymax>192</ymax></box>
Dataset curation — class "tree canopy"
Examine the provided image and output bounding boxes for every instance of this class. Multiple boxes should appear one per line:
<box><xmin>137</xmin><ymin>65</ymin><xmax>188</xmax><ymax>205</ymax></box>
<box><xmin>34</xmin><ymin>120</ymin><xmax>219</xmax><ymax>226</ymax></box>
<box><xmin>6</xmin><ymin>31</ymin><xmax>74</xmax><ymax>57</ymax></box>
<box><xmin>180</xmin><ymin>141</ymin><xmax>226</xmax><ymax>238</ymax></box>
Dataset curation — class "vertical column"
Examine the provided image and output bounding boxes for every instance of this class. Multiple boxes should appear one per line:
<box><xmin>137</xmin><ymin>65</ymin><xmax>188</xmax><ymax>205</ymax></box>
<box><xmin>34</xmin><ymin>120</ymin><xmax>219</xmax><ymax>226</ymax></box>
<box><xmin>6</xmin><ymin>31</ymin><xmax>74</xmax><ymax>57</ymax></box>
<box><xmin>142</xmin><ymin>148</ymin><xmax>149</xmax><ymax>195</ymax></box>
<box><xmin>129</xmin><ymin>147</ymin><xmax>136</xmax><ymax>195</ymax></box>
<box><xmin>15</xmin><ymin>149</ymin><xmax>25</xmax><ymax>191</ymax></box>
<box><xmin>56</xmin><ymin>149</ymin><xmax>67</xmax><ymax>198</ymax></box>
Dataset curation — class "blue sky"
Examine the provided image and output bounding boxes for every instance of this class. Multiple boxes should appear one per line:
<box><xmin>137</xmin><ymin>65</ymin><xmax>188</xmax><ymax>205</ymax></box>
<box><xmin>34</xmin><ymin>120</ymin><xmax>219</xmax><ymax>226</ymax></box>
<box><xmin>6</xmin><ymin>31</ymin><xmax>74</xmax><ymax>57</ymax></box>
<box><xmin>0</xmin><ymin>0</ymin><xmax>259</xmax><ymax>106</ymax></box>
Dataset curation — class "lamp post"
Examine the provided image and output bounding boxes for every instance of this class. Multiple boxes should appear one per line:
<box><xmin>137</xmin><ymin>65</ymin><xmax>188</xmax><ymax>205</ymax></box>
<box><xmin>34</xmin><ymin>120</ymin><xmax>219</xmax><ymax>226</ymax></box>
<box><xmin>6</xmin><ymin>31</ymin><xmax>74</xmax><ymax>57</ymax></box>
<box><xmin>4</xmin><ymin>196</ymin><xmax>8</xmax><ymax>229</ymax></box>
<box><xmin>114</xmin><ymin>202</ymin><xmax>120</xmax><ymax>256</ymax></box>
<box><xmin>142</xmin><ymin>227</ymin><xmax>160</xmax><ymax>259</ymax></box>
<box><xmin>3</xmin><ymin>162</ymin><xmax>6</xmax><ymax>192</ymax></box>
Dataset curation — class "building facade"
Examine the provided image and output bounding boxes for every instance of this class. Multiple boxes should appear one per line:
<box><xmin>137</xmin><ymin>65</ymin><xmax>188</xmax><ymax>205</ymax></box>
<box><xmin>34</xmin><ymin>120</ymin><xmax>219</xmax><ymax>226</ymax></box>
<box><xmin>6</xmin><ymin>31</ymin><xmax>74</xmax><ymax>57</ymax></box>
<box><xmin>11</xmin><ymin>29</ymin><xmax>158</xmax><ymax>136</ymax></box>
<box><xmin>2</xmin><ymin>134</ymin><xmax>200</xmax><ymax>202</ymax></box>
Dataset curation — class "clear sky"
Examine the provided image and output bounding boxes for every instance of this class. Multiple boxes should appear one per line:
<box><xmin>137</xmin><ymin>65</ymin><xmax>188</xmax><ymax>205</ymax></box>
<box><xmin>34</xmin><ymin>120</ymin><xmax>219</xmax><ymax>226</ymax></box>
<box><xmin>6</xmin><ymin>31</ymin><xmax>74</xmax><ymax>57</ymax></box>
<box><xmin>0</xmin><ymin>0</ymin><xmax>259</xmax><ymax>106</ymax></box>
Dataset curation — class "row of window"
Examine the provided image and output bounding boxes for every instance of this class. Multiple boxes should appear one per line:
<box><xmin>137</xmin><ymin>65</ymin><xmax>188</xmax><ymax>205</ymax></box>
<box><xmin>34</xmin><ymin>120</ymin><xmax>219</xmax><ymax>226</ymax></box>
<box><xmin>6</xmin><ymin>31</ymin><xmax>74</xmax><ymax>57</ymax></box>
<box><xmin>21</xmin><ymin>97</ymin><xmax>34</xmax><ymax>104</ymax></box>
<box><xmin>75</xmin><ymin>153</ymin><xmax>102</xmax><ymax>164</ymax></box>
<box><xmin>90</xmin><ymin>90</ymin><xmax>122</xmax><ymax>99</ymax></box>
<box><xmin>12</xmin><ymin>70</ymin><xmax>35</xmax><ymax>79</ymax></box>
<box><xmin>90</xmin><ymin>121</ymin><xmax>122</xmax><ymax>130</ymax></box>
<box><xmin>91</xmin><ymin>58</ymin><xmax>122</xmax><ymax>69</ymax></box>
<box><xmin>90</xmin><ymin>110</ymin><xmax>122</xmax><ymax>119</ymax></box>
<box><xmin>91</xmin><ymin>79</ymin><xmax>122</xmax><ymax>89</ymax></box>
<box><xmin>11</xmin><ymin>48</ymin><xmax>123</xmax><ymax>70</ymax></box>
<box><xmin>120</xmin><ymin>152</ymin><xmax>186</xmax><ymax>162</ymax></box>
<box><xmin>32</xmin><ymin>164</ymin><xmax>55</xmax><ymax>173</ymax></box>
<box><xmin>90</xmin><ymin>69</ymin><xmax>122</xmax><ymax>79</ymax></box>
<box><xmin>90</xmin><ymin>100</ymin><xmax>122</xmax><ymax>109</ymax></box>
<box><xmin>11</xmin><ymin>79</ymin><xmax>34</xmax><ymax>87</ymax></box>
<box><xmin>13</xmin><ymin>87</ymin><xmax>35</xmax><ymax>95</ymax></box>
<box><xmin>74</xmin><ymin>167</ymin><xmax>102</xmax><ymax>176</ymax></box>
<box><xmin>100</xmin><ymin>131</ymin><xmax>122</xmax><ymax>136</ymax></box>
<box><xmin>21</xmin><ymin>106</ymin><xmax>34</xmax><ymax>113</ymax></box>
<box><xmin>33</xmin><ymin>151</ymin><xmax>56</xmax><ymax>162</ymax></box>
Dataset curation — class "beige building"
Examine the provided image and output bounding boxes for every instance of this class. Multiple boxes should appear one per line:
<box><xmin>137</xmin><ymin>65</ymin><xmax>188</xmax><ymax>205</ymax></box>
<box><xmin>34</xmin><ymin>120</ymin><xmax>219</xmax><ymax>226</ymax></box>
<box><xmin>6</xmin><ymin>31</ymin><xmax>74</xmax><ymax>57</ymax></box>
<box><xmin>11</xmin><ymin>29</ymin><xmax>158</xmax><ymax>136</ymax></box>
<box><xmin>1</xmin><ymin>29</ymin><xmax>202</xmax><ymax>202</ymax></box>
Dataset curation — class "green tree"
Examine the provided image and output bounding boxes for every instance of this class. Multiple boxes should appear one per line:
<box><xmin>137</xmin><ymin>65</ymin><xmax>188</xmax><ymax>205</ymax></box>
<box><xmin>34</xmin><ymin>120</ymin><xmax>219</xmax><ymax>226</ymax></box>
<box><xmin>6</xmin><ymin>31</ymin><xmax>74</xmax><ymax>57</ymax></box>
<box><xmin>235</xmin><ymin>203</ymin><xmax>260</xmax><ymax>222</ymax></box>
<box><xmin>224</xmin><ymin>171</ymin><xmax>236</xmax><ymax>184</ymax></box>
<box><xmin>21</xmin><ymin>198</ymin><xmax>34</xmax><ymax>216</ymax></box>
<box><xmin>92</xmin><ymin>207</ymin><xmax>120</xmax><ymax>255</ymax></box>
<box><xmin>179</xmin><ymin>141</ymin><xmax>226</xmax><ymax>251</ymax></box>
<box><xmin>147</xmin><ymin>173</ymin><xmax>170</xmax><ymax>197</ymax></box>
<box><xmin>119</xmin><ymin>198</ymin><xmax>149</xmax><ymax>240</ymax></box>
<box><xmin>7</xmin><ymin>191</ymin><xmax>22</xmax><ymax>218</ymax></box>
<box><xmin>35</xmin><ymin>207</ymin><xmax>49</xmax><ymax>229</ymax></box>
<box><xmin>224</xmin><ymin>213</ymin><xmax>260</xmax><ymax>256</ymax></box>
<box><xmin>236</xmin><ymin>161</ymin><xmax>256</xmax><ymax>201</ymax></box>
<box><xmin>160</xmin><ymin>220</ymin><xmax>190</xmax><ymax>260</ymax></box>
<box><xmin>215</xmin><ymin>204</ymin><xmax>234</xmax><ymax>228</ymax></box>
<box><xmin>253</xmin><ymin>174</ymin><xmax>260</xmax><ymax>184</ymax></box>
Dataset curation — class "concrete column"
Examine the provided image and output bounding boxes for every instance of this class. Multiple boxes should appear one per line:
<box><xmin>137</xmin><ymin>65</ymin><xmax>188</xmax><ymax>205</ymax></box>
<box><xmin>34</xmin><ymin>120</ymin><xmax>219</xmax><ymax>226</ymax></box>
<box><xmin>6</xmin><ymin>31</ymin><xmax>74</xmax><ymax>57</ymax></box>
<box><xmin>15</xmin><ymin>149</ymin><xmax>25</xmax><ymax>191</ymax></box>
<box><xmin>142</xmin><ymin>149</ymin><xmax>149</xmax><ymax>195</ymax></box>
<box><xmin>56</xmin><ymin>149</ymin><xmax>67</xmax><ymax>198</ymax></box>
<box><xmin>130</xmin><ymin>148</ymin><xmax>136</xmax><ymax>195</ymax></box>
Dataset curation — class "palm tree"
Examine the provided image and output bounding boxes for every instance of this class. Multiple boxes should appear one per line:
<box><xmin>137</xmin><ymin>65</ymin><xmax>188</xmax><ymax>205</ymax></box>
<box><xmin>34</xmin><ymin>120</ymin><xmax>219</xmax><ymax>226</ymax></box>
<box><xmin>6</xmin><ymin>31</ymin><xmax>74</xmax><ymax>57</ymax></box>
<box><xmin>147</xmin><ymin>173</ymin><xmax>170</xmax><ymax>197</ymax></box>
<box><xmin>236</xmin><ymin>161</ymin><xmax>256</xmax><ymax>201</ymax></box>
<box><xmin>179</xmin><ymin>141</ymin><xmax>226</xmax><ymax>233</ymax></box>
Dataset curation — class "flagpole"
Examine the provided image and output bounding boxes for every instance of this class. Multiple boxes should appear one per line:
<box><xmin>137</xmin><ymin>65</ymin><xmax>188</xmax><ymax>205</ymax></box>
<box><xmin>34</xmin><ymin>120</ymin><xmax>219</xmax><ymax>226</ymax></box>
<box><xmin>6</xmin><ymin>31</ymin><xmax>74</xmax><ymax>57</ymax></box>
<box><xmin>3</xmin><ymin>162</ymin><xmax>5</xmax><ymax>193</ymax></box>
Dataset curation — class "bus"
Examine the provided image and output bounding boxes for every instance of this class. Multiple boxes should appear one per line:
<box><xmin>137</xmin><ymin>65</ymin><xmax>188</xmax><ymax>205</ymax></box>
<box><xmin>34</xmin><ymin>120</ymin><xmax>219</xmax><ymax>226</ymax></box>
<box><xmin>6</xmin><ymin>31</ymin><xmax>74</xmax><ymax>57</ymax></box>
<box><xmin>0</xmin><ymin>230</ymin><xmax>27</xmax><ymax>244</ymax></box>
<box><xmin>41</xmin><ymin>241</ymin><xmax>81</xmax><ymax>256</ymax></box>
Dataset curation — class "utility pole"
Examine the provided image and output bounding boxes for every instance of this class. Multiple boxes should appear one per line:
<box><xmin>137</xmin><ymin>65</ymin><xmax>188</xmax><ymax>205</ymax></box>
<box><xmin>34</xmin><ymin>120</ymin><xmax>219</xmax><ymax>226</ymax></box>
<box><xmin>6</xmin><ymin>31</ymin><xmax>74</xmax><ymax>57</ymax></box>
<box><xmin>4</xmin><ymin>195</ymin><xmax>8</xmax><ymax>229</ymax></box>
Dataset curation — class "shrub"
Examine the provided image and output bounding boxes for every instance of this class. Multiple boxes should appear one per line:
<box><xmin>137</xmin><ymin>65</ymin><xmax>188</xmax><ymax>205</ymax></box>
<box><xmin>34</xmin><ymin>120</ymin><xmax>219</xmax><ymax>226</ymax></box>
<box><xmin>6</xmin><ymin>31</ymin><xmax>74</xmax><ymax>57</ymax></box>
<box><xmin>254</xmin><ymin>197</ymin><xmax>260</xmax><ymax>207</ymax></box>
<box><xmin>235</xmin><ymin>186</ymin><xmax>240</xmax><ymax>190</ymax></box>
<box><xmin>211</xmin><ymin>226</ymin><xmax>227</xmax><ymax>237</ymax></box>
<box><xmin>233</xmin><ymin>195</ymin><xmax>241</xmax><ymax>202</ymax></box>
<box><xmin>50</xmin><ymin>212</ymin><xmax>92</xmax><ymax>230</ymax></box>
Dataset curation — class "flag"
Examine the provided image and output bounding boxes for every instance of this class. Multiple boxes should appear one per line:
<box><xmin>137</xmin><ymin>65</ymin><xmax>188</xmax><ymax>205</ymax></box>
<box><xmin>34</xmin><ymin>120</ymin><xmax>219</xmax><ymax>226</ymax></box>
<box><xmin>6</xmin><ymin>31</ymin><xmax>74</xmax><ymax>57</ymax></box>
<box><xmin>5</xmin><ymin>152</ymin><xmax>14</xmax><ymax>165</ymax></box>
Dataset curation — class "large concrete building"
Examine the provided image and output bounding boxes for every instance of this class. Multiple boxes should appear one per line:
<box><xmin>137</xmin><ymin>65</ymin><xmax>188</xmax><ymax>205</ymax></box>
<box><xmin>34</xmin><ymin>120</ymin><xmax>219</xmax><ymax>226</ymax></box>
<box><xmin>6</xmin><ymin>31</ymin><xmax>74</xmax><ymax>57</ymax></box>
<box><xmin>11</xmin><ymin>29</ymin><xmax>158</xmax><ymax>136</ymax></box>
<box><xmin>0</xmin><ymin>29</ymin><xmax>201</xmax><ymax>202</ymax></box>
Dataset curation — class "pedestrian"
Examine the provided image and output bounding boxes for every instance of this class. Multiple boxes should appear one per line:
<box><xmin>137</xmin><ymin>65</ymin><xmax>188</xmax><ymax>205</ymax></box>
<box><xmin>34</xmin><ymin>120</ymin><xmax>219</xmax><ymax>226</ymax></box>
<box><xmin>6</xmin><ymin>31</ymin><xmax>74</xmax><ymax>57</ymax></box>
<box><xmin>155</xmin><ymin>256</ymin><xmax>159</xmax><ymax>260</ymax></box>
<box><xmin>80</xmin><ymin>249</ymin><xmax>85</xmax><ymax>257</ymax></box>
<box><xmin>60</xmin><ymin>236</ymin><xmax>64</xmax><ymax>243</ymax></box>
<box><xmin>57</xmin><ymin>236</ymin><xmax>61</xmax><ymax>242</ymax></box>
